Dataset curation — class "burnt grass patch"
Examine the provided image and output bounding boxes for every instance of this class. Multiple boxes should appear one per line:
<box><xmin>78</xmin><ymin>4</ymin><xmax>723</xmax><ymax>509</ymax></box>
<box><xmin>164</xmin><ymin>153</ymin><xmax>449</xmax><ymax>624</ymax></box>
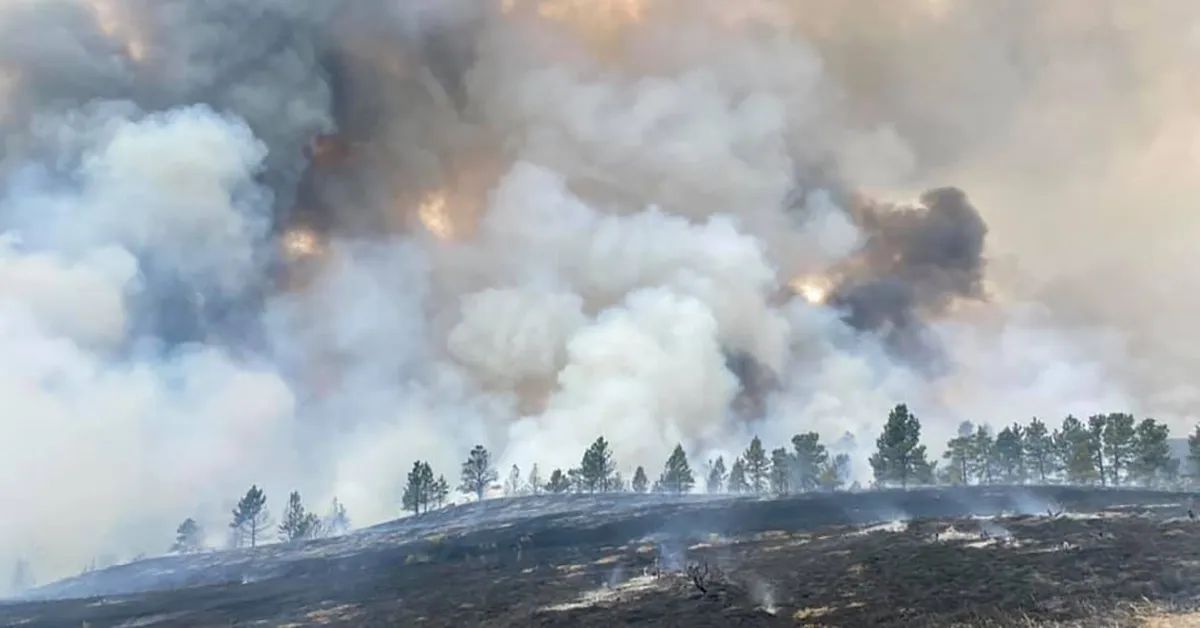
<box><xmin>3</xmin><ymin>486</ymin><xmax>1200</xmax><ymax>626</ymax></box>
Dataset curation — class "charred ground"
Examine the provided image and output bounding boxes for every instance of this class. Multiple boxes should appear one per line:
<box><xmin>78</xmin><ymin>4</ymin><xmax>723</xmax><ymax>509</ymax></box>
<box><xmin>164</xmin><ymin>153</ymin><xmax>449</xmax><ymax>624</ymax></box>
<box><xmin>4</xmin><ymin>487</ymin><xmax>1200</xmax><ymax>627</ymax></box>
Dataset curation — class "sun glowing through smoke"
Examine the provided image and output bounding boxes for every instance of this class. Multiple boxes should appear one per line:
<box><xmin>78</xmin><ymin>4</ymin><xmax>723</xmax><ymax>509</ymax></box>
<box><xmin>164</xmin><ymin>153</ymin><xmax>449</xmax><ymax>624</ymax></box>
<box><xmin>281</xmin><ymin>227</ymin><xmax>323</xmax><ymax>261</ymax></box>
<box><xmin>418</xmin><ymin>192</ymin><xmax>454</xmax><ymax>240</ymax></box>
<box><xmin>789</xmin><ymin>276</ymin><xmax>832</xmax><ymax>305</ymax></box>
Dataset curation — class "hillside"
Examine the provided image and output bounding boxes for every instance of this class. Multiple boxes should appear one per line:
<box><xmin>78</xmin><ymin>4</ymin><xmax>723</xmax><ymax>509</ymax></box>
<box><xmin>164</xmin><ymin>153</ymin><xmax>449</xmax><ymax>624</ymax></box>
<box><xmin>3</xmin><ymin>487</ymin><xmax>1199</xmax><ymax>626</ymax></box>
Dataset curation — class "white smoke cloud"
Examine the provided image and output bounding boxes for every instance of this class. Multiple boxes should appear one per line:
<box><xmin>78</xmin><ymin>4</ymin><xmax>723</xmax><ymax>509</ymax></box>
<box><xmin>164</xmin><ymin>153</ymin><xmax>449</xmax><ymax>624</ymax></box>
<box><xmin>448</xmin><ymin>287</ymin><xmax>586</xmax><ymax>387</ymax></box>
<box><xmin>0</xmin><ymin>103</ymin><xmax>294</xmax><ymax>583</ymax></box>
<box><xmin>507</xmin><ymin>287</ymin><xmax>739</xmax><ymax>473</ymax></box>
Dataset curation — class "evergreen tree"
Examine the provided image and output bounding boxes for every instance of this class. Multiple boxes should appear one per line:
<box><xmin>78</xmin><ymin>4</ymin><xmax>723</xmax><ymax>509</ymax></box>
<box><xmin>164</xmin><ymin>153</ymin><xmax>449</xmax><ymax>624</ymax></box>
<box><xmin>611</xmin><ymin>470</ymin><xmax>627</xmax><ymax>492</ymax></box>
<box><xmin>545</xmin><ymin>468</ymin><xmax>572</xmax><ymax>493</ymax></box>
<box><xmin>432</xmin><ymin>475</ymin><xmax>450</xmax><ymax>508</ymax></box>
<box><xmin>728</xmin><ymin>458</ymin><xmax>750</xmax><ymax>493</ymax></box>
<box><xmin>631</xmin><ymin>465</ymin><xmax>649</xmax><ymax>493</ymax></box>
<box><xmin>10</xmin><ymin>559</ymin><xmax>32</xmax><ymax>593</ymax></box>
<box><xmin>869</xmin><ymin>404</ymin><xmax>933</xmax><ymax>488</ymax></box>
<box><xmin>171</xmin><ymin>518</ymin><xmax>204</xmax><ymax>554</ymax></box>
<box><xmin>1130</xmin><ymin>418</ymin><xmax>1177</xmax><ymax>486</ymax></box>
<box><xmin>527</xmin><ymin>464</ymin><xmax>543</xmax><ymax>495</ymax></box>
<box><xmin>402</xmin><ymin>461</ymin><xmax>435</xmax><ymax>514</ymax></box>
<box><xmin>230</xmin><ymin>485</ymin><xmax>271</xmax><ymax>548</ymax></box>
<box><xmin>324</xmin><ymin>498</ymin><xmax>351</xmax><ymax>536</ymax></box>
<box><xmin>504</xmin><ymin>464</ymin><xmax>523</xmax><ymax>497</ymax></box>
<box><xmin>942</xmin><ymin>421</ymin><xmax>975</xmax><ymax>485</ymax></box>
<box><xmin>279</xmin><ymin>491</ymin><xmax>321</xmax><ymax>542</ymax></box>
<box><xmin>1188</xmin><ymin>425</ymin><xmax>1200</xmax><ymax>483</ymax></box>
<box><xmin>969</xmin><ymin>426</ymin><xmax>996</xmax><ymax>484</ymax></box>
<box><xmin>658</xmin><ymin>444</ymin><xmax>696</xmax><ymax>494</ymax></box>
<box><xmin>1087</xmin><ymin>415</ymin><xmax>1108</xmax><ymax>486</ymax></box>
<box><xmin>769</xmin><ymin>447</ymin><xmax>792</xmax><ymax>495</ymax></box>
<box><xmin>1057</xmin><ymin>416</ymin><xmax>1098</xmax><ymax>484</ymax></box>
<box><xmin>579</xmin><ymin>437</ymin><xmax>617</xmax><ymax>492</ymax></box>
<box><xmin>994</xmin><ymin>424</ymin><xmax>1025</xmax><ymax>483</ymax></box>
<box><xmin>459</xmin><ymin>445</ymin><xmax>498</xmax><ymax>501</ymax></box>
<box><xmin>566</xmin><ymin>468</ymin><xmax>584</xmax><ymax>492</ymax></box>
<box><xmin>790</xmin><ymin>432</ymin><xmax>828</xmax><ymax>492</ymax></box>
<box><xmin>819</xmin><ymin>453</ymin><xmax>850</xmax><ymax>491</ymax></box>
<box><xmin>742</xmin><ymin>436</ymin><xmax>770</xmax><ymax>493</ymax></box>
<box><xmin>1023</xmin><ymin>418</ymin><xmax>1055</xmax><ymax>483</ymax></box>
<box><xmin>914</xmin><ymin>453</ymin><xmax>937</xmax><ymax>485</ymax></box>
<box><xmin>1102</xmin><ymin>412</ymin><xmax>1137</xmax><ymax>485</ymax></box>
<box><xmin>706</xmin><ymin>457</ymin><xmax>727</xmax><ymax>493</ymax></box>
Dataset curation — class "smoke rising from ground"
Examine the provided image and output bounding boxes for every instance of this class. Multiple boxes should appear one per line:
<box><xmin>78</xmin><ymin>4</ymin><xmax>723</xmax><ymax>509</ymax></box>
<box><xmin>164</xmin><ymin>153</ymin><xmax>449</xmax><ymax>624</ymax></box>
<box><xmin>0</xmin><ymin>0</ymin><xmax>1195</xmax><ymax>585</ymax></box>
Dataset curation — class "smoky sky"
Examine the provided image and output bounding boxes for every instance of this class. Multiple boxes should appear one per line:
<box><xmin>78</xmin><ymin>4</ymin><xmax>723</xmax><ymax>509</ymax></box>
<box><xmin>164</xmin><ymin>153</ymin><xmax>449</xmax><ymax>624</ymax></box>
<box><xmin>0</xmin><ymin>0</ymin><xmax>1192</xmax><ymax>587</ymax></box>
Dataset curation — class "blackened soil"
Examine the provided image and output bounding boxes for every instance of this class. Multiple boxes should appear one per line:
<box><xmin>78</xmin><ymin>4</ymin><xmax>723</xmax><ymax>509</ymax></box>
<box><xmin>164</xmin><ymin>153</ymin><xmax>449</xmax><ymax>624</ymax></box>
<box><xmin>3</xmin><ymin>486</ymin><xmax>1199</xmax><ymax>627</ymax></box>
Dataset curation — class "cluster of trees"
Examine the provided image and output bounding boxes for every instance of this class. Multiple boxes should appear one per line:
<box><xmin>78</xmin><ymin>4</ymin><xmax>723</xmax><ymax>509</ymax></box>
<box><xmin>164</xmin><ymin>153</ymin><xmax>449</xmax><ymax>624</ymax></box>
<box><xmin>152</xmin><ymin>404</ymin><xmax>1193</xmax><ymax>558</ymax></box>
<box><xmin>699</xmin><ymin>434</ymin><xmax>851</xmax><ymax>496</ymax></box>
<box><xmin>865</xmin><ymin>404</ymin><xmax>1186</xmax><ymax>488</ymax></box>
<box><xmin>401</xmin><ymin>404</ymin><xmax>1192</xmax><ymax>513</ymax></box>
<box><xmin>399</xmin><ymin>431</ymin><xmax>854</xmax><ymax>519</ymax></box>
<box><xmin>938</xmin><ymin>412</ymin><xmax>1179</xmax><ymax>487</ymax></box>
<box><xmin>170</xmin><ymin>488</ymin><xmax>351</xmax><ymax>553</ymax></box>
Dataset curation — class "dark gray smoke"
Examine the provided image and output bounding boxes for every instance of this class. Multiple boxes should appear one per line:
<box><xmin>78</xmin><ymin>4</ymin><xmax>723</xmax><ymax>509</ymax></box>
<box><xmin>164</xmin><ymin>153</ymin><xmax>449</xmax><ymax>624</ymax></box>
<box><xmin>832</xmin><ymin>187</ymin><xmax>988</xmax><ymax>363</ymax></box>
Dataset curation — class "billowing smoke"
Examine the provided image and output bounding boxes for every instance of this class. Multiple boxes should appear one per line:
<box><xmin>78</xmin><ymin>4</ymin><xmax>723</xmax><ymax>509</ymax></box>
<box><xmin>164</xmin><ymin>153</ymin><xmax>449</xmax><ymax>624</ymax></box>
<box><xmin>1</xmin><ymin>0</ymin><xmax>1195</xmax><ymax>585</ymax></box>
<box><xmin>832</xmin><ymin>187</ymin><xmax>988</xmax><ymax>364</ymax></box>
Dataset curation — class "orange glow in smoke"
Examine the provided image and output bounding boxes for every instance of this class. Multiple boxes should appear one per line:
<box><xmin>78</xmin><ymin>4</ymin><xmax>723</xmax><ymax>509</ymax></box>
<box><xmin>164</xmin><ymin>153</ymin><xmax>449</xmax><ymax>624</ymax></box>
<box><xmin>789</xmin><ymin>275</ymin><xmax>832</xmax><ymax>305</ymax></box>
<box><xmin>281</xmin><ymin>227</ymin><xmax>324</xmax><ymax>261</ymax></box>
<box><xmin>85</xmin><ymin>0</ymin><xmax>147</xmax><ymax>62</ymax></box>
<box><xmin>418</xmin><ymin>192</ymin><xmax>455</xmax><ymax>240</ymax></box>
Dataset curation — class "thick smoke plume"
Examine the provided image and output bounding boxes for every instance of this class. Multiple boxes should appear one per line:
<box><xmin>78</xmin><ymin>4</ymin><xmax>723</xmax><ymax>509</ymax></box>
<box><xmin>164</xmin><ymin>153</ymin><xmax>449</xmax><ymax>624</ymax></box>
<box><xmin>0</xmin><ymin>0</ymin><xmax>1195</xmax><ymax>585</ymax></box>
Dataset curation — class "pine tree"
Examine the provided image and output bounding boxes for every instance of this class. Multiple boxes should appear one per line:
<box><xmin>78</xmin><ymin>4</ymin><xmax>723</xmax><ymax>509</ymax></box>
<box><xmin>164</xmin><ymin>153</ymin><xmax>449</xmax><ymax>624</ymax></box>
<box><xmin>1188</xmin><ymin>425</ymin><xmax>1200</xmax><ymax>484</ymax></box>
<box><xmin>728</xmin><ymin>458</ymin><xmax>750</xmax><ymax>493</ymax></box>
<box><xmin>324</xmin><ymin>498</ymin><xmax>351</xmax><ymax>536</ymax></box>
<box><xmin>611</xmin><ymin>470</ymin><xmax>627</xmax><ymax>492</ymax></box>
<box><xmin>1023</xmin><ymin>418</ymin><xmax>1054</xmax><ymax>483</ymax></box>
<box><xmin>1130</xmin><ymin>418</ymin><xmax>1177</xmax><ymax>486</ymax></box>
<box><xmin>790</xmin><ymin>433</ymin><xmax>828</xmax><ymax>492</ymax></box>
<box><xmin>769</xmin><ymin>447</ymin><xmax>792</xmax><ymax>495</ymax></box>
<box><xmin>230</xmin><ymin>485</ymin><xmax>271</xmax><ymax>548</ymax></box>
<box><xmin>566</xmin><ymin>468</ymin><xmax>584</xmax><ymax>492</ymax></box>
<box><xmin>742</xmin><ymin>436</ymin><xmax>770</xmax><ymax>494</ymax></box>
<box><xmin>279</xmin><ymin>491</ymin><xmax>321</xmax><ymax>542</ymax></box>
<box><xmin>403</xmin><ymin>461</ymin><xmax>436</xmax><ymax>514</ymax></box>
<box><xmin>504</xmin><ymin>464</ymin><xmax>523</xmax><ymax>497</ymax></box>
<box><xmin>459</xmin><ymin>445</ymin><xmax>498</xmax><ymax>501</ymax></box>
<box><xmin>579</xmin><ymin>437</ymin><xmax>617</xmax><ymax>492</ymax></box>
<box><xmin>432</xmin><ymin>475</ymin><xmax>450</xmax><ymax>508</ymax></box>
<box><xmin>706</xmin><ymin>457</ymin><xmax>727</xmax><ymax>493</ymax></box>
<box><xmin>968</xmin><ymin>426</ymin><xmax>996</xmax><ymax>484</ymax></box>
<box><xmin>171</xmin><ymin>518</ymin><xmax>204</xmax><ymax>553</ymax></box>
<box><xmin>1057</xmin><ymin>416</ymin><xmax>1098</xmax><ymax>484</ymax></box>
<box><xmin>1087</xmin><ymin>415</ymin><xmax>1108</xmax><ymax>486</ymax></box>
<box><xmin>942</xmin><ymin>421</ymin><xmax>975</xmax><ymax>485</ymax></box>
<box><xmin>545</xmin><ymin>468</ymin><xmax>571</xmax><ymax>493</ymax></box>
<box><xmin>658</xmin><ymin>444</ymin><xmax>695</xmax><ymax>494</ymax></box>
<box><xmin>631</xmin><ymin>466</ymin><xmax>649</xmax><ymax>493</ymax></box>
<box><xmin>869</xmin><ymin>404</ymin><xmax>933</xmax><ymax>488</ymax></box>
<box><xmin>1102</xmin><ymin>412</ymin><xmax>1136</xmax><ymax>485</ymax></box>
<box><xmin>819</xmin><ymin>453</ymin><xmax>850</xmax><ymax>491</ymax></box>
<box><xmin>10</xmin><ymin>560</ymin><xmax>32</xmax><ymax>593</ymax></box>
<box><xmin>527</xmin><ymin>464</ymin><xmax>543</xmax><ymax>495</ymax></box>
<box><xmin>994</xmin><ymin>424</ymin><xmax>1025</xmax><ymax>483</ymax></box>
